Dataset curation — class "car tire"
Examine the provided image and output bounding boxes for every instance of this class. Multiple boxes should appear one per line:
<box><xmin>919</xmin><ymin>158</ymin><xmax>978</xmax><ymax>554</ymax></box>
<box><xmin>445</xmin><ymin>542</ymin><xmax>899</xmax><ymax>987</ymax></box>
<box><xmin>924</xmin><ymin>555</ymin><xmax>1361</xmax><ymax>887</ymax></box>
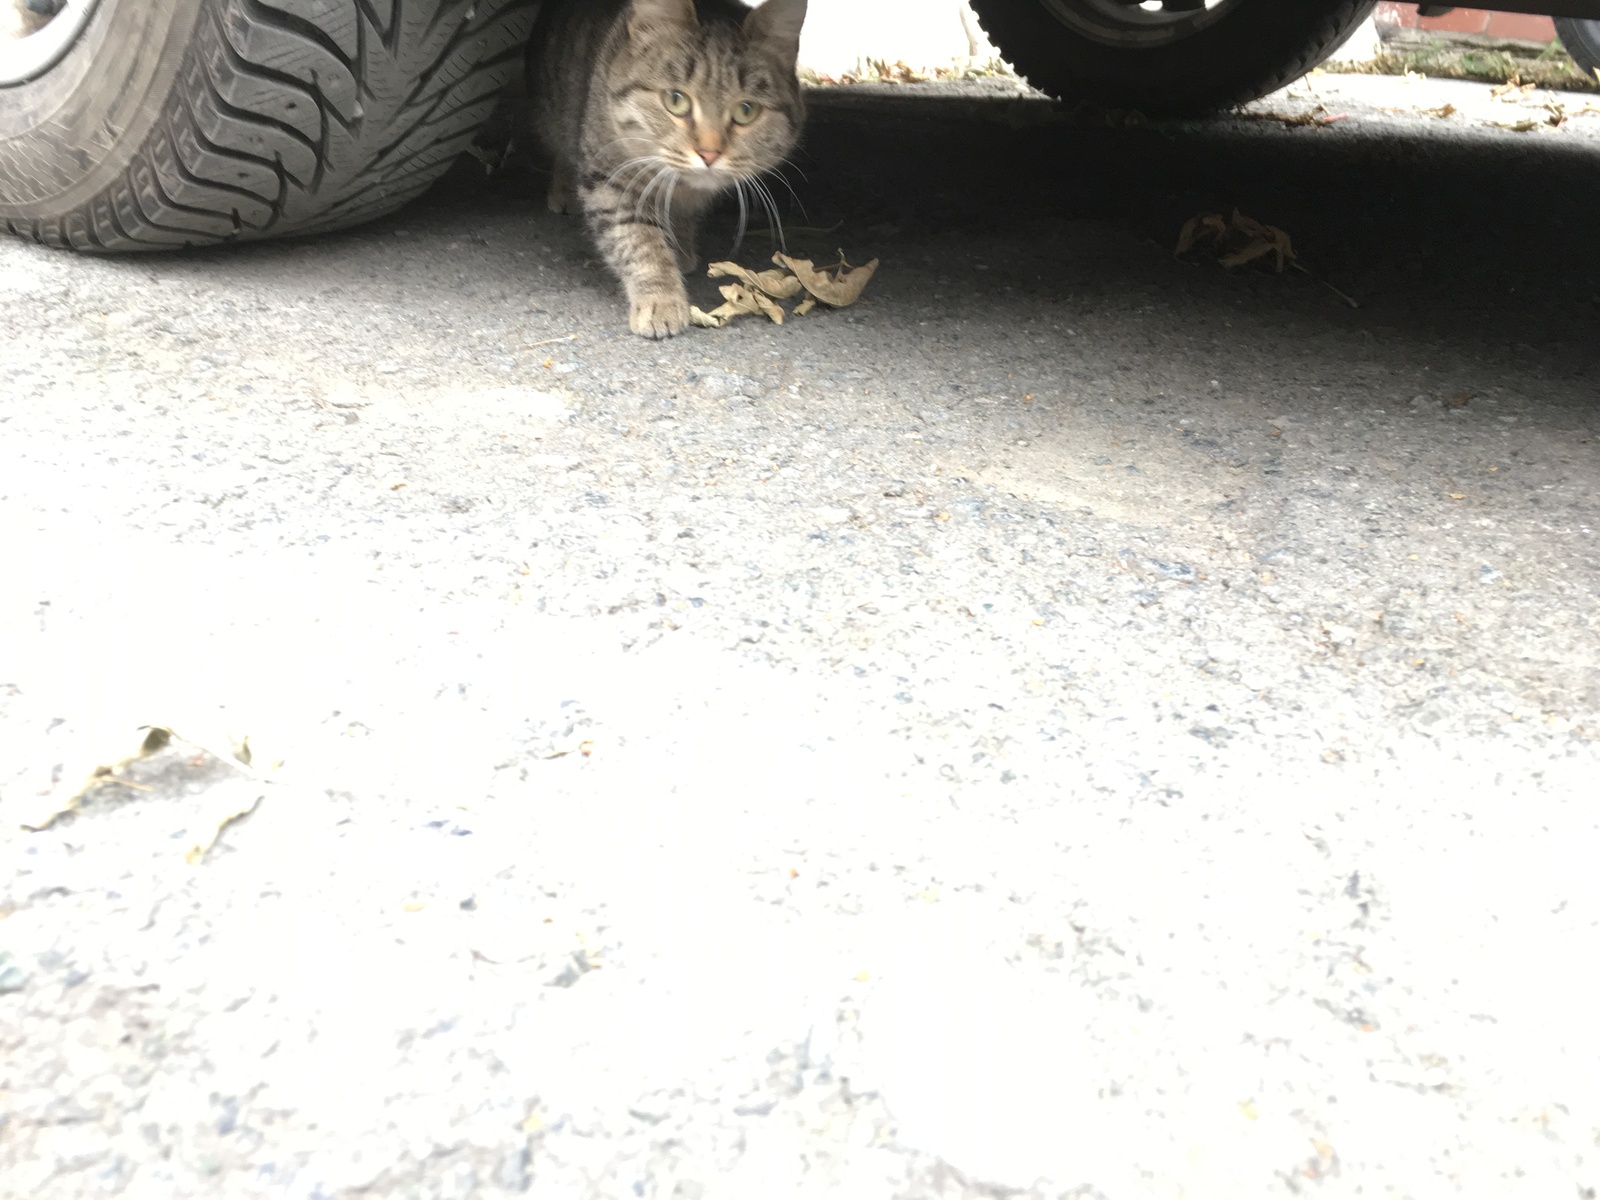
<box><xmin>1555</xmin><ymin>18</ymin><xmax>1600</xmax><ymax>81</ymax></box>
<box><xmin>966</xmin><ymin>0</ymin><xmax>1376</xmax><ymax>115</ymax></box>
<box><xmin>0</xmin><ymin>0</ymin><xmax>537</xmax><ymax>251</ymax></box>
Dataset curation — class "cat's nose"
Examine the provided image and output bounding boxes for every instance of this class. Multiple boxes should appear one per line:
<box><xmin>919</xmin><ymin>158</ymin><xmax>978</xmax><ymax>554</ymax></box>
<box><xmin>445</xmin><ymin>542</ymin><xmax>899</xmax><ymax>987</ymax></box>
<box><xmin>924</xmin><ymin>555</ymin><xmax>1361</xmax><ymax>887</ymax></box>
<box><xmin>696</xmin><ymin>148</ymin><xmax>721</xmax><ymax>166</ymax></box>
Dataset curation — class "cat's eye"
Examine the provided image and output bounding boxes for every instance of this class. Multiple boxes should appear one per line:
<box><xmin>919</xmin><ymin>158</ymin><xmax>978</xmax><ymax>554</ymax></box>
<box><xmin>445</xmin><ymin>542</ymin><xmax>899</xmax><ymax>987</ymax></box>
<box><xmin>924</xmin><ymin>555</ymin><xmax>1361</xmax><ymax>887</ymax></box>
<box><xmin>663</xmin><ymin>89</ymin><xmax>692</xmax><ymax>117</ymax></box>
<box><xmin>732</xmin><ymin>100</ymin><xmax>762</xmax><ymax>126</ymax></box>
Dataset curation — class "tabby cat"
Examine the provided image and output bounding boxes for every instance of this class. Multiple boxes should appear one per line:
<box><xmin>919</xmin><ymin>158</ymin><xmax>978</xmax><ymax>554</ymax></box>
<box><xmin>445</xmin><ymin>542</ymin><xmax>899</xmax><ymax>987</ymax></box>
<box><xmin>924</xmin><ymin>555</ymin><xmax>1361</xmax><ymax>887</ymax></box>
<box><xmin>527</xmin><ymin>0</ymin><xmax>808</xmax><ymax>339</ymax></box>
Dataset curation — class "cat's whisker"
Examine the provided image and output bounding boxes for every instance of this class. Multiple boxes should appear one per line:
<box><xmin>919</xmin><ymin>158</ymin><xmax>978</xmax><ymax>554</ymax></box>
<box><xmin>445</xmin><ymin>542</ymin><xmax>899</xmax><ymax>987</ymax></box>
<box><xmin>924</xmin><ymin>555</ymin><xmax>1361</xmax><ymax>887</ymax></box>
<box><xmin>630</xmin><ymin>164</ymin><xmax>662</xmax><ymax>212</ymax></box>
<box><xmin>602</xmin><ymin>155</ymin><xmax>667</xmax><ymax>191</ymax></box>
<box><xmin>633</xmin><ymin>164</ymin><xmax>674</xmax><ymax>230</ymax></box>
<box><xmin>764</xmin><ymin>167</ymin><xmax>809</xmax><ymax>223</ymax></box>
<box><xmin>633</xmin><ymin>165</ymin><xmax>687</xmax><ymax>260</ymax></box>
<box><xmin>730</xmin><ymin>178</ymin><xmax>750</xmax><ymax>259</ymax></box>
<box><xmin>746</xmin><ymin>175</ymin><xmax>786</xmax><ymax>253</ymax></box>
<box><xmin>775</xmin><ymin>157</ymin><xmax>810</xmax><ymax>184</ymax></box>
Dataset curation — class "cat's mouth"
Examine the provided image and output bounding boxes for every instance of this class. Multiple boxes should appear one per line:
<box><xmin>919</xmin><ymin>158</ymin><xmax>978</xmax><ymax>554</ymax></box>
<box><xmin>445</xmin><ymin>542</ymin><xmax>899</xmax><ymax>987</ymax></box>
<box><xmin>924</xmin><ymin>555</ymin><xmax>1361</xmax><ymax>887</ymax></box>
<box><xmin>679</xmin><ymin>154</ymin><xmax>751</xmax><ymax>191</ymax></box>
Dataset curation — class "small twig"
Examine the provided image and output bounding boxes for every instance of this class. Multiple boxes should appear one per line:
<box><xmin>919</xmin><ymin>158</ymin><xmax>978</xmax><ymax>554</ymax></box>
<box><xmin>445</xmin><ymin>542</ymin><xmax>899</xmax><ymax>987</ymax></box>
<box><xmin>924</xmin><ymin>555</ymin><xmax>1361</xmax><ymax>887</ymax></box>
<box><xmin>1291</xmin><ymin>261</ymin><xmax>1360</xmax><ymax>309</ymax></box>
<box><xmin>524</xmin><ymin>334</ymin><xmax>579</xmax><ymax>348</ymax></box>
<box><xmin>92</xmin><ymin>774</ymin><xmax>153</xmax><ymax>793</ymax></box>
<box><xmin>747</xmin><ymin>220</ymin><xmax>844</xmax><ymax>240</ymax></box>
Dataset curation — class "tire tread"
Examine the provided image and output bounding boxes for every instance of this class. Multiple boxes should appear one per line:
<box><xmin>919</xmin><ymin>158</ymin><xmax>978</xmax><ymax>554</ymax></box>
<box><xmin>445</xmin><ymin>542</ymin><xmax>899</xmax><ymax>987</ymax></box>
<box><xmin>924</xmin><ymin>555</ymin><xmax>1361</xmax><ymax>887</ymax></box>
<box><xmin>7</xmin><ymin>0</ymin><xmax>536</xmax><ymax>250</ymax></box>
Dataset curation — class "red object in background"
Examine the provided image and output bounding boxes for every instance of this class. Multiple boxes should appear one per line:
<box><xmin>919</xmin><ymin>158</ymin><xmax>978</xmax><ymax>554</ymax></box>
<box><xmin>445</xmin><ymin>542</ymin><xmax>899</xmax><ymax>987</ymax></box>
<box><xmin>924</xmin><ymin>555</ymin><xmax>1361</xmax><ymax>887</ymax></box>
<box><xmin>1374</xmin><ymin>3</ymin><xmax>1557</xmax><ymax>42</ymax></box>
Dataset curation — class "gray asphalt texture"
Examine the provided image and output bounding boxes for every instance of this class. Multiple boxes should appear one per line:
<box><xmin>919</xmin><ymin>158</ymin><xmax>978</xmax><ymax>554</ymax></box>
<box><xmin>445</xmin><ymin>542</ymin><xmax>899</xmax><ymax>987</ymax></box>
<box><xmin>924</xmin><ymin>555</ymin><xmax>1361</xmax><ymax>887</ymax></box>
<box><xmin>2</xmin><ymin>74</ymin><xmax>1599</xmax><ymax>1199</ymax></box>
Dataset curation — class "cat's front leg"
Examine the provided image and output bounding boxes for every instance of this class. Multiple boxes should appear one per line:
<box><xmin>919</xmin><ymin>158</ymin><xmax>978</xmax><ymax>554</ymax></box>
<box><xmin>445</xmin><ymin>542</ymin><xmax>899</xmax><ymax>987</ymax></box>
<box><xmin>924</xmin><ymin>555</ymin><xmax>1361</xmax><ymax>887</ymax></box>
<box><xmin>584</xmin><ymin>184</ymin><xmax>691</xmax><ymax>339</ymax></box>
<box><xmin>627</xmin><ymin>276</ymin><xmax>692</xmax><ymax>340</ymax></box>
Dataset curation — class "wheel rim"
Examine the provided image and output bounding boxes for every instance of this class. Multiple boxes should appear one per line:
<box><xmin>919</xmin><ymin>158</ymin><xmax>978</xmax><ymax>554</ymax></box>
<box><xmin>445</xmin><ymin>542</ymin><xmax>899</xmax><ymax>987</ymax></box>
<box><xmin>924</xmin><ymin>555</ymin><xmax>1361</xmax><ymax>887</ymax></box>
<box><xmin>0</xmin><ymin>0</ymin><xmax>102</xmax><ymax>87</ymax></box>
<box><xmin>1036</xmin><ymin>0</ymin><xmax>1244</xmax><ymax>48</ymax></box>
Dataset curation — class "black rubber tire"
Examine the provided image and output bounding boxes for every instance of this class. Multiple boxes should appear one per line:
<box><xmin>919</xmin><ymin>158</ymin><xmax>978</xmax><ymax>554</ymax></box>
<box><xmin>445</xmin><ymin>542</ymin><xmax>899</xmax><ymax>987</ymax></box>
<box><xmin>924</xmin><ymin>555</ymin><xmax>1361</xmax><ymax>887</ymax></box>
<box><xmin>967</xmin><ymin>0</ymin><xmax>1376</xmax><ymax>115</ymax></box>
<box><xmin>0</xmin><ymin>0</ymin><xmax>537</xmax><ymax>251</ymax></box>
<box><xmin>1555</xmin><ymin>18</ymin><xmax>1600</xmax><ymax>81</ymax></box>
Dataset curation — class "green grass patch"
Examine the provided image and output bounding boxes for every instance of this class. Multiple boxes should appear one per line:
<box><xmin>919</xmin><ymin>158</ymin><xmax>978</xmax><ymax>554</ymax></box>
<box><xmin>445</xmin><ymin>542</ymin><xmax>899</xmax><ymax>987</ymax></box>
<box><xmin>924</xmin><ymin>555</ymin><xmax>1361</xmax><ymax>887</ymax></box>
<box><xmin>1328</xmin><ymin>37</ymin><xmax>1599</xmax><ymax>93</ymax></box>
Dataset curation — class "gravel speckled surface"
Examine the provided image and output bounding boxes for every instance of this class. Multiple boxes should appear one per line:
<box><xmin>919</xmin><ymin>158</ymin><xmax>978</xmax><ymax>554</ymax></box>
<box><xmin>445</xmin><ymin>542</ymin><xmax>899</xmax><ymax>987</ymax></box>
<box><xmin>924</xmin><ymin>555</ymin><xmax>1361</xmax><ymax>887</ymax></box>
<box><xmin>2</xmin><ymin>74</ymin><xmax>1599</xmax><ymax>1198</ymax></box>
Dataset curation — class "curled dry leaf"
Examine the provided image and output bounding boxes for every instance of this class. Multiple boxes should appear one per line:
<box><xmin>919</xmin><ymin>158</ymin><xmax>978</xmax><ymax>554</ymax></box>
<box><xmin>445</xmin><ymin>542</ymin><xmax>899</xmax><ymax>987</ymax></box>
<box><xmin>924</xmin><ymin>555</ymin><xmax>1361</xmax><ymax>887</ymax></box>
<box><xmin>1177</xmin><ymin>208</ymin><xmax>1357</xmax><ymax>307</ymax></box>
<box><xmin>692</xmin><ymin>251</ymin><xmax>878</xmax><ymax>328</ymax></box>
<box><xmin>1178</xmin><ymin>209</ymin><xmax>1295</xmax><ymax>273</ymax></box>
<box><xmin>1240</xmin><ymin>104</ymin><xmax>1348</xmax><ymax>128</ymax></box>
<box><xmin>184</xmin><ymin>779</ymin><xmax>266</xmax><ymax>865</ymax></box>
<box><xmin>17</xmin><ymin>724</ymin><xmax>170</xmax><ymax>831</ymax></box>
<box><xmin>707</xmin><ymin>261</ymin><xmax>803</xmax><ymax>299</ymax></box>
<box><xmin>772</xmin><ymin>252</ymin><xmax>880</xmax><ymax>307</ymax></box>
<box><xmin>722</xmin><ymin>282</ymin><xmax>784</xmax><ymax>324</ymax></box>
<box><xmin>690</xmin><ymin>282</ymin><xmax>784</xmax><ymax>328</ymax></box>
<box><xmin>1489</xmin><ymin>77</ymin><xmax>1536</xmax><ymax>100</ymax></box>
<box><xmin>1221</xmin><ymin>210</ymin><xmax>1294</xmax><ymax>272</ymax></box>
<box><xmin>1175</xmin><ymin>213</ymin><xmax>1229</xmax><ymax>257</ymax></box>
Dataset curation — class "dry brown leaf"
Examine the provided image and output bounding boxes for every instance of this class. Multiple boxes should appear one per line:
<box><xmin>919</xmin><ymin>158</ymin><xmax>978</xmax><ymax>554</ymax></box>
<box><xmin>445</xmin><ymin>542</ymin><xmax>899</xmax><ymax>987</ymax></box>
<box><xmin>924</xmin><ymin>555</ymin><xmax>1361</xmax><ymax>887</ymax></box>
<box><xmin>722</xmin><ymin>282</ymin><xmax>785</xmax><ymax>324</ymax></box>
<box><xmin>1421</xmin><ymin>103</ymin><xmax>1456</xmax><ymax>119</ymax></box>
<box><xmin>1179</xmin><ymin>210</ymin><xmax>1296</xmax><ymax>272</ymax></box>
<box><xmin>184</xmin><ymin>779</ymin><xmax>266</xmax><ymax>865</ymax></box>
<box><xmin>1176</xmin><ymin>208</ymin><xmax>1350</xmax><ymax>301</ymax></box>
<box><xmin>1219</xmin><ymin>238</ymin><xmax>1284</xmax><ymax>270</ymax></box>
<box><xmin>1487</xmin><ymin>119</ymin><xmax>1541</xmax><ymax>132</ymax></box>
<box><xmin>1240</xmin><ymin>104</ymin><xmax>1349</xmax><ymax>128</ymax></box>
<box><xmin>690</xmin><ymin>282</ymin><xmax>784</xmax><ymax>328</ymax></box>
<box><xmin>1232</xmin><ymin>210</ymin><xmax>1294</xmax><ymax>271</ymax></box>
<box><xmin>1221</xmin><ymin>224</ymin><xmax>1293</xmax><ymax>272</ymax></box>
<box><xmin>793</xmin><ymin>296</ymin><xmax>818</xmax><ymax>317</ymax></box>
<box><xmin>707</xmin><ymin>261</ymin><xmax>803</xmax><ymax>299</ymax></box>
<box><xmin>772</xmin><ymin>252</ymin><xmax>880</xmax><ymax>306</ymax></box>
<box><xmin>1490</xmin><ymin>77</ymin><xmax>1536</xmax><ymax>100</ymax></box>
<box><xmin>1175</xmin><ymin>212</ymin><xmax>1228</xmax><ymax>257</ymax></box>
<box><xmin>17</xmin><ymin>725</ymin><xmax>168</xmax><ymax>831</ymax></box>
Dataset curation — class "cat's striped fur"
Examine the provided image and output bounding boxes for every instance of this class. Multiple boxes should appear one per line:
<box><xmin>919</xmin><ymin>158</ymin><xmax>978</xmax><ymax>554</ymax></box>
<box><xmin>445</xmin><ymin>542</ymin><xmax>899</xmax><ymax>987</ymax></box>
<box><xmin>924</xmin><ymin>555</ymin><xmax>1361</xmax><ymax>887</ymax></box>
<box><xmin>528</xmin><ymin>0</ymin><xmax>808</xmax><ymax>338</ymax></box>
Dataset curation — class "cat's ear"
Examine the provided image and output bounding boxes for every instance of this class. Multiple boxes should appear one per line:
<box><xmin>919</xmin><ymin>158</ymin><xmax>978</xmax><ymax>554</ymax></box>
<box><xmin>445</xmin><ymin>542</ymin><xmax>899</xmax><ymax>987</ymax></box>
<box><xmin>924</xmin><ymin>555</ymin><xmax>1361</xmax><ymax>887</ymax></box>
<box><xmin>626</xmin><ymin>0</ymin><xmax>698</xmax><ymax>38</ymax></box>
<box><xmin>744</xmin><ymin>0</ymin><xmax>807</xmax><ymax>68</ymax></box>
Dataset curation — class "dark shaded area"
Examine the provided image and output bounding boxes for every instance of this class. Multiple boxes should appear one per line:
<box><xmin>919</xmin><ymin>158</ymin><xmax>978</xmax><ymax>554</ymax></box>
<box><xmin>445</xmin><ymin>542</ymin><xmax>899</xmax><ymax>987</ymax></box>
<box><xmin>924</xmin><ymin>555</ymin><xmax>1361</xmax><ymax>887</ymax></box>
<box><xmin>442</xmin><ymin>85</ymin><xmax>1600</xmax><ymax>392</ymax></box>
<box><xmin>794</xmin><ymin>91</ymin><xmax>1599</xmax><ymax>375</ymax></box>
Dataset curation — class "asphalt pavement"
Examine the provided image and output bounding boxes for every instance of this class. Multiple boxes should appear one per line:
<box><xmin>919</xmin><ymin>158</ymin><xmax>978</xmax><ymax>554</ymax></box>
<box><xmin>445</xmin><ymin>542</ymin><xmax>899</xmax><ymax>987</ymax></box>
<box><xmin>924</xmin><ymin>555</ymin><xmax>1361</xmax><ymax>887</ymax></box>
<box><xmin>2</xmin><ymin>72</ymin><xmax>1599</xmax><ymax>1199</ymax></box>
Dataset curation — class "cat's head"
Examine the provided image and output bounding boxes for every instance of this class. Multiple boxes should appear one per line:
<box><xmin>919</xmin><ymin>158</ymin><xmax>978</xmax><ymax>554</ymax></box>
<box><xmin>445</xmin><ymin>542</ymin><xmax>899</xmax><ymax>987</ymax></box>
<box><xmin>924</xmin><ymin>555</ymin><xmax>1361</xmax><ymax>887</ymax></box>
<box><xmin>601</xmin><ymin>0</ymin><xmax>807</xmax><ymax>193</ymax></box>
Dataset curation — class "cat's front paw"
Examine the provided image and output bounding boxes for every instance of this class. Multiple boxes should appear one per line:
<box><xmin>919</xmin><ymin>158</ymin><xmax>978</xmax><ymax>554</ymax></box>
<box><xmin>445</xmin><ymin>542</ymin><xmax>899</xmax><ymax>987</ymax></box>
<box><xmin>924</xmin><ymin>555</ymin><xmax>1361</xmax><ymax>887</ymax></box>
<box><xmin>629</xmin><ymin>292</ymin><xmax>692</xmax><ymax>339</ymax></box>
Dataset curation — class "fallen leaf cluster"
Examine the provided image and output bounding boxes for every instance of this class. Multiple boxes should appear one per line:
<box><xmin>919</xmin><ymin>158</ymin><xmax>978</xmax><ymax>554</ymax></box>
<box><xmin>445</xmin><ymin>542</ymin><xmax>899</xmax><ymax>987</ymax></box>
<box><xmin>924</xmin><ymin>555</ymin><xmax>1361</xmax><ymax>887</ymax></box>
<box><xmin>1239</xmin><ymin>103</ymin><xmax>1349</xmax><ymax>128</ymax></box>
<box><xmin>1501</xmin><ymin>96</ymin><xmax>1600</xmax><ymax>130</ymax></box>
<box><xmin>1177</xmin><ymin>209</ymin><xmax>1296</xmax><ymax>272</ymax></box>
<box><xmin>1177</xmin><ymin>209</ymin><xmax>1359</xmax><ymax>309</ymax></box>
<box><xmin>18</xmin><ymin>724</ymin><xmax>270</xmax><ymax>865</ymax></box>
<box><xmin>691</xmin><ymin>252</ymin><xmax>879</xmax><ymax>329</ymax></box>
<box><xmin>1490</xmin><ymin>76</ymin><xmax>1537</xmax><ymax>100</ymax></box>
<box><xmin>800</xmin><ymin>57</ymin><xmax>1015</xmax><ymax>86</ymax></box>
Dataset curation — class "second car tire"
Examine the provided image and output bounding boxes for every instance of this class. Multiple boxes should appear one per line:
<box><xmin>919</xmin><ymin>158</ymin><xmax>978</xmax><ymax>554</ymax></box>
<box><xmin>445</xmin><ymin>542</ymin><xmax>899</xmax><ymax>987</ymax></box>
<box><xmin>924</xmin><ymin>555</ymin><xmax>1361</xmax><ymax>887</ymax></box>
<box><xmin>967</xmin><ymin>0</ymin><xmax>1377</xmax><ymax>115</ymax></box>
<box><xmin>1555</xmin><ymin>18</ymin><xmax>1600</xmax><ymax>81</ymax></box>
<box><xmin>0</xmin><ymin>0</ymin><xmax>537</xmax><ymax>251</ymax></box>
